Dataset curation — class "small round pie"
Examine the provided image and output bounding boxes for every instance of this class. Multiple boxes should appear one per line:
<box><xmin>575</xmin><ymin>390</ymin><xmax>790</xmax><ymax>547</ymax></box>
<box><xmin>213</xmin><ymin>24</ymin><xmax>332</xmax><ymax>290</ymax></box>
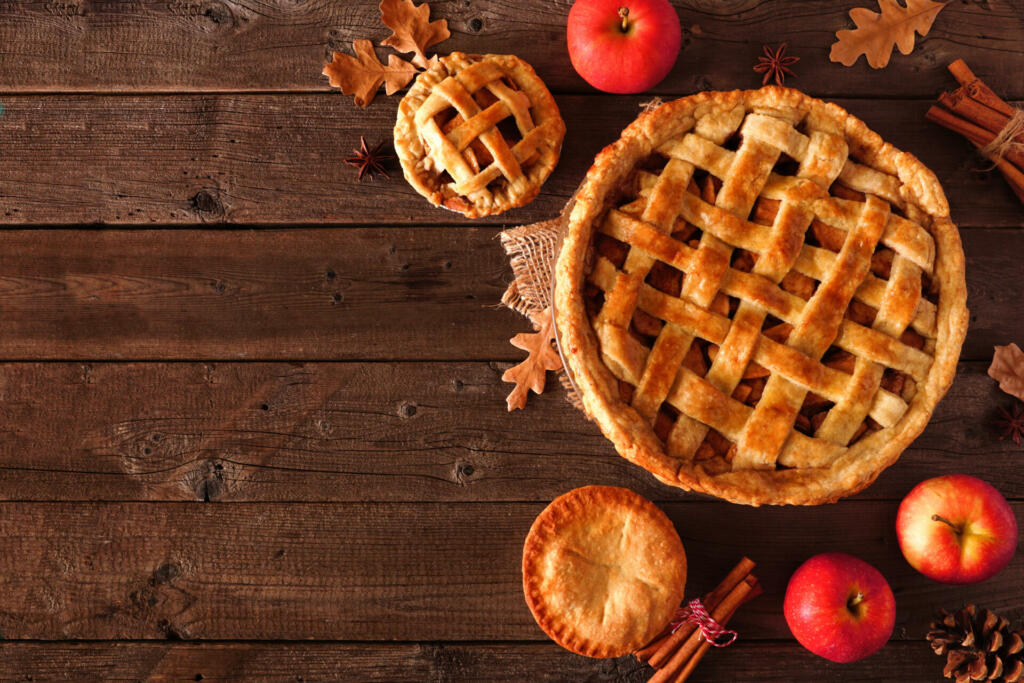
<box><xmin>522</xmin><ymin>486</ymin><xmax>686</xmax><ymax>657</ymax></box>
<box><xmin>395</xmin><ymin>52</ymin><xmax>566</xmax><ymax>218</ymax></box>
<box><xmin>555</xmin><ymin>87</ymin><xmax>968</xmax><ymax>506</ymax></box>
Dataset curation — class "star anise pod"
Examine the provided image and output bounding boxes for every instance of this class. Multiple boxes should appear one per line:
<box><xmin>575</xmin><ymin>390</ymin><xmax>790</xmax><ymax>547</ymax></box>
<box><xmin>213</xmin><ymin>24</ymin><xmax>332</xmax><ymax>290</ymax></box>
<box><xmin>345</xmin><ymin>136</ymin><xmax>392</xmax><ymax>181</ymax></box>
<box><xmin>995</xmin><ymin>402</ymin><xmax>1024</xmax><ymax>445</ymax></box>
<box><xmin>754</xmin><ymin>43</ymin><xmax>800</xmax><ymax>86</ymax></box>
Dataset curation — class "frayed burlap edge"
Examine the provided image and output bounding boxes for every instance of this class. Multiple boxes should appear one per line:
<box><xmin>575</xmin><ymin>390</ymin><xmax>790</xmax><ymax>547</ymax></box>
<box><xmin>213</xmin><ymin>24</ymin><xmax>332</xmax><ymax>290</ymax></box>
<box><xmin>499</xmin><ymin>198</ymin><xmax>586</xmax><ymax>412</ymax></box>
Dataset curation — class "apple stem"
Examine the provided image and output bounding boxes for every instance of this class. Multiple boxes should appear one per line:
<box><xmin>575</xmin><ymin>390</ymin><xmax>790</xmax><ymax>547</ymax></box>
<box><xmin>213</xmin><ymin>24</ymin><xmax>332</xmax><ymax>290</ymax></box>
<box><xmin>932</xmin><ymin>514</ymin><xmax>963</xmax><ymax>535</ymax></box>
<box><xmin>618</xmin><ymin>6</ymin><xmax>629</xmax><ymax>32</ymax></box>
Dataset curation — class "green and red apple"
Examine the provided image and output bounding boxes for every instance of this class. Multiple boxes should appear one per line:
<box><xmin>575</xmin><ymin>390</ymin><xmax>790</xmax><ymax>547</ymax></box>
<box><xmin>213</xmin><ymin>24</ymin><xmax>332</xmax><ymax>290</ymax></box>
<box><xmin>896</xmin><ymin>474</ymin><xmax>1018</xmax><ymax>584</ymax></box>
<box><xmin>784</xmin><ymin>553</ymin><xmax>896</xmax><ymax>663</ymax></box>
<box><xmin>566</xmin><ymin>0</ymin><xmax>681</xmax><ymax>94</ymax></box>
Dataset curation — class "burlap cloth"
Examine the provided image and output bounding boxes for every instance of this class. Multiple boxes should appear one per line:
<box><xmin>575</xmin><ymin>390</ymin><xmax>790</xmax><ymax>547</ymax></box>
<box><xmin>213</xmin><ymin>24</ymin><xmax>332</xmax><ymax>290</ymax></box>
<box><xmin>499</xmin><ymin>198</ymin><xmax>585</xmax><ymax>411</ymax></box>
<box><xmin>499</xmin><ymin>99</ymin><xmax>665</xmax><ymax>412</ymax></box>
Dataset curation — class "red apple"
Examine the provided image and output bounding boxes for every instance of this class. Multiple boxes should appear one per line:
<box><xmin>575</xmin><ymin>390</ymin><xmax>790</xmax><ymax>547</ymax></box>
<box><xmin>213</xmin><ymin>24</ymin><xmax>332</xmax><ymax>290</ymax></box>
<box><xmin>566</xmin><ymin>0</ymin><xmax>681</xmax><ymax>94</ymax></box>
<box><xmin>896</xmin><ymin>474</ymin><xmax>1018</xmax><ymax>584</ymax></box>
<box><xmin>784</xmin><ymin>553</ymin><xmax>895</xmax><ymax>663</ymax></box>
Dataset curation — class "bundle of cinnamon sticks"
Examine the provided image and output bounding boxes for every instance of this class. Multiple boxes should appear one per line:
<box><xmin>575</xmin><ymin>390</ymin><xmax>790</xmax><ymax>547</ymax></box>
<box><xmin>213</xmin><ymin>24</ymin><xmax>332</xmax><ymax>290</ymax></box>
<box><xmin>634</xmin><ymin>557</ymin><xmax>761</xmax><ymax>683</ymax></box>
<box><xmin>926</xmin><ymin>59</ymin><xmax>1024</xmax><ymax>204</ymax></box>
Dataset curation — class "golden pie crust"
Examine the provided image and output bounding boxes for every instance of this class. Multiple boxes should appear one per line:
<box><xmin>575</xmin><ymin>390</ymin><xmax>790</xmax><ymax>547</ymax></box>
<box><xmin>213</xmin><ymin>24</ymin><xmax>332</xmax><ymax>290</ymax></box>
<box><xmin>394</xmin><ymin>52</ymin><xmax>566</xmax><ymax>218</ymax></box>
<box><xmin>522</xmin><ymin>486</ymin><xmax>686</xmax><ymax>657</ymax></box>
<box><xmin>555</xmin><ymin>87</ymin><xmax>968</xmax><ymax>506</ymax></box>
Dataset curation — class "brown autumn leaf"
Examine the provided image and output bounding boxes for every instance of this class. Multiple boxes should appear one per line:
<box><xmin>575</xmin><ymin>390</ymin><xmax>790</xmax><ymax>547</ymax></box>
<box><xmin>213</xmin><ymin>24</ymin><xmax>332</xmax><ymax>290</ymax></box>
<box><xmin>989</xmin><ymin>343</ymin><xmax>1024</xmax><ymax>402</ymax></box>
<box><xmin>379</xmin><ymin>0</ymin><xmax>451</xmax><ymax>70</ymax></box>
<box><xmin>830</xmin><ymin>0</ymin><xmax>949</xmax><ymax>69</ymax></box>
<box><xmin>323</xmin><ymin>39</ymin><xmax>418</xmax><ymax>107</ymax></box>
<box><xmin>503</xmin><ymin>307</ymin><xmax>563</xmax><ymax>411</ymax></box>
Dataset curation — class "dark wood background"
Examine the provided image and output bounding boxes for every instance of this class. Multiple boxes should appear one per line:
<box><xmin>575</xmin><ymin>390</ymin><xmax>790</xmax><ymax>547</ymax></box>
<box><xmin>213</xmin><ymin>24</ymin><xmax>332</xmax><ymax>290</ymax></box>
<box><xmin>0</xmin><ymin>0</ymin><xmax>1021</xmax><ymax>680</ymax></box>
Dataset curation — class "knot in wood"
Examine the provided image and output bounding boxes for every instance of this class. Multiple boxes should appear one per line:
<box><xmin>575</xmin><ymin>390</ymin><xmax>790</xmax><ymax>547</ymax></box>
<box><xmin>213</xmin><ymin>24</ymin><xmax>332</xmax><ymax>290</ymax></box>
<box><xmin>190</xmin><ymin>189</ymin><xmax>221</xmax><ymax>214</ymax></box>
<box><xmin>152</xmin><ymin>562</ymin><xmax>181</xmax><ymax>585</ymax></box>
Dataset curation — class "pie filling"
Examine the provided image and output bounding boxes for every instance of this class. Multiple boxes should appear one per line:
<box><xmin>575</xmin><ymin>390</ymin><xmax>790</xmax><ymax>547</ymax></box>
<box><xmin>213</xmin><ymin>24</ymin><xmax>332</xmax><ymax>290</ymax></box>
<box><xmin>583</xmin><ymin>151</ymin><xmax>939</xmax><ymax>475</ymax></box>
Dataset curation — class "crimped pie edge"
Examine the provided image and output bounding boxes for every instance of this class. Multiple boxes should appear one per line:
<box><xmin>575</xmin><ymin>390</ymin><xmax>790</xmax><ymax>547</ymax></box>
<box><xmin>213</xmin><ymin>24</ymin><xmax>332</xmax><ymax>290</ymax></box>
<box><xmin>554</xmin><ymin>87</ymin><xmax>969</xmax><ymax>507</ymax></box>
<box><xmin>522</xmin><ymin>485</ymin><xmax>687</xmax><ymax>658</ymax></box>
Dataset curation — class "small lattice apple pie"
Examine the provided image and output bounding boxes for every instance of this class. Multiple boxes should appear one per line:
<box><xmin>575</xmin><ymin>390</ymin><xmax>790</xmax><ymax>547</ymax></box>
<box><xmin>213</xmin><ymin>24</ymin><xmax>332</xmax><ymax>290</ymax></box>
<box><xmin>395</xmin><ymin>52</ymin><xmax>565</xmax><ymax>218</ymax></box>
<box><xmin>554</xmin><ymin>87</ymin><xmax>968</xmax><ymax>506</ymax></box>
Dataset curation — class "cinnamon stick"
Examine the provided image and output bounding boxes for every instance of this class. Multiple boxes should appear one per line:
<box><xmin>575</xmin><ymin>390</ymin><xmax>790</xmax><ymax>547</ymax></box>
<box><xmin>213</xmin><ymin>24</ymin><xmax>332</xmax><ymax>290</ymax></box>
<box><xmin>936</xmin><ymin>59</ymin><xmax>1024</xmax><ymax>205</ymax></box>
<box><xmin>648</xmin><ymin>576</ymin><xmax>758</xmax><ymax>683</ymax></box>
<box><xmin>948</xmin><ymin>59</ymin><xmax>1016</xmax><ymax>118</ymax></box>
<box><xmin>926</xmin><ymin>105</ymin><xmax>1024</xmax><ymax>171</ymax></box>
<box><xmin>635</xmin><ymin>632</ymin><xmax>670</xmax><ymax>663</ymax></box>
<box><xmin>643</xmin><ymin>557</ymin><xmax>755</xmax><ymax>668</ymax></box>
<box><xmin>670</xmin><ymin>581</ymin><xmax>764</xmax><ymax>683</ymax></box>
<box><xmin>939</xmin><ymin>90</ymin><xmax>1011</xmax><ymax>137</ymax></box>
<box><xmin>974</xmin><ymin>141</ymin><xmax>1024</xmax><ymax>205</ymax></box>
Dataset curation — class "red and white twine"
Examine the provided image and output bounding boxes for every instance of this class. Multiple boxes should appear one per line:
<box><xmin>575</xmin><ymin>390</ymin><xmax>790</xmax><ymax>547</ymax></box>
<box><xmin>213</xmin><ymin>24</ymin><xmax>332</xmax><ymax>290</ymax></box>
<box><xmin>670</xmin><ymin>598</ymin><xmax>738</xmax><ymax>647</ymax></box>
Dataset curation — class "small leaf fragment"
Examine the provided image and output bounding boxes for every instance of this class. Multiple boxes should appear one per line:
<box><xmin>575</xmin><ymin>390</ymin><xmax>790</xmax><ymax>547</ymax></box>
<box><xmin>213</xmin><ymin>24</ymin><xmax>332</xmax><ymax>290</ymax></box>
<box><xmin>502</xmin><ymin>308</ymin><xmax>563</xmax><ymax>411</ymax></box>
<box><xmin>379</xmin><ymin>0</ymin><xmax>451</xmax><ymax>70</ymax></box>
<box><xmin>323</xmin><ymin>39</ymin><xmax>418</xmax><ymax>107</ymax></box>
<box><xmin>989</xmin><ymin>343</ymin><xmax>1024</xmax><ymax>402</ymax></box>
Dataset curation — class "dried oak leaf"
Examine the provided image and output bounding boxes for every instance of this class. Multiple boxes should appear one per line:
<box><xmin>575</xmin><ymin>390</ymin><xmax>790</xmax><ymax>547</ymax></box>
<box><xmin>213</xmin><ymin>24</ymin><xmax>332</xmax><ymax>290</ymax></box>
<box><xmin>380</xmin><ymin>0</ymin><xmax>450</xmax><ymax>70</ymax></box>
<box><xmin>990</xmin><ymin>343</ymin><xmax>1024</xmax><ymax>402</ymax></box>
<box><xmin>323</xmin><ymin>39</ymin><xmax>418</xmax><ymax>107</ymax></box>
<box><xmin>503</xmin><ymin>308</ymin><xmax>563</xmax><ymax>411</ymax></box>
<box><xmin>830</xmin><ymin>0</ymin><xmax>949</xmax><ymax>69</ymax></box>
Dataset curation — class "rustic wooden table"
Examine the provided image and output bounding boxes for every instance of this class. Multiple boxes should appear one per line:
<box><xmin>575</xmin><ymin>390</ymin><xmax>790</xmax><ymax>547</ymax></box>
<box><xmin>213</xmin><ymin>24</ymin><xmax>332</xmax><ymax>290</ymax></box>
<box><xmin>0</xmin><ymin>1</ymin><xmax>1021</xmax><ymax>680</ymax></box>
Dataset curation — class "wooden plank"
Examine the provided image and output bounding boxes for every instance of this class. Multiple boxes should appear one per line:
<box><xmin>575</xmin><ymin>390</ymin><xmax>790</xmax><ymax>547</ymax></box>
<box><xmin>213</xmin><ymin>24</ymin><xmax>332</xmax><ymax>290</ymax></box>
<box><xmin>0</xmin><ymin>501</ymin><xmax>1019</xmax><ymax>640</ymax></box>
<box><xmin>0</xmin><ymin>361</ymin><xmax>1017</xmax><ymax>503</ymax></box>
<box><xmin>0</xmin><ymin>95</ymin><xmax>1019</xmax><ymax>227</ymax></box>
<box><xmin>0</xmin><ymin>641</ymin><xmax>949</xmax><ymax>681</ymax></box>
<box><xmin>0</xmin><ymin>227</ymin><xmax>1012</xmax><ymax>361</ymax></box>
<box><xmin>0</xmin><ymin>1</ymin><xmax>1019</xmax><ymax>99</ymax></box>
<box><xmin>0</xmin><ymin>228</ymin><xmax>519</xmax><ymax>360</ymax></box>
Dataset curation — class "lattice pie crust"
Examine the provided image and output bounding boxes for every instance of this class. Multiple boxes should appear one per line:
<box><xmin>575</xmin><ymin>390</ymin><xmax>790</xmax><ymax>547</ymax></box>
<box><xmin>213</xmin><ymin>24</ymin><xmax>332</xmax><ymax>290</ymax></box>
<box><xmin>555</xmin><ymin>88</ymin><xmax>968</xmax><ymax>506</ymax></box>
<box><xmin>395</xmin><ymin>52</ymin><xmax>565</xmax><ymax>218</ymax></box>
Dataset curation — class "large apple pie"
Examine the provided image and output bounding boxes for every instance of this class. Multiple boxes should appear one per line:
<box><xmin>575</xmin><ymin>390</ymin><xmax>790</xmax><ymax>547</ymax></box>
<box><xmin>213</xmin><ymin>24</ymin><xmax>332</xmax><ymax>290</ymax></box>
<box><xmin>554</xmin><ymin>87</ymin><xmax>968</xmax><ymax>506</ymax></box>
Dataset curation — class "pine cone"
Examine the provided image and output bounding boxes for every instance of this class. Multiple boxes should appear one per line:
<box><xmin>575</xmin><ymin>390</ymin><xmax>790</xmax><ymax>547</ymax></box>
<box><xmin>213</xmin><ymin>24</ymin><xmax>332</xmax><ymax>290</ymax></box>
<box><xmin>927</xmin><ymin>604</ymin><xmax>1024</xmax><ymax>683</ymax></box>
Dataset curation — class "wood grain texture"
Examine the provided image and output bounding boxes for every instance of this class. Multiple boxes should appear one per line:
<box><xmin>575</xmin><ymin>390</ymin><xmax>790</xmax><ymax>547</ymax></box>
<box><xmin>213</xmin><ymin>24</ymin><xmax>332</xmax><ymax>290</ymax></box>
<box><xmin>0</xmin><ymin>227</ymin><xmax>1011</xmax><ymax>360</ymax></box>
<box><xmin>0</xmin><ymin>0</ymin><xmax>1019</xmax><ymax>99</ymax></box>
<box><xmin>0</xmin><ymin>361</ymin><xmax>1016</xmax><ymax>503</ymax></box>
<box><xmin>0</xmin><ymin>95</ymin><xmax>1020</xmax><ymax>227</ymax></box>
<box><xmin>0</xmin><ymin>228</ymin><xmax>516</xmax><ymax>360</ymax></box>
<box><xmin>0</xmin><ymin>501</ymin><xmax>1019</xmax><ymax>641</ymax></box>
<box><xmin>0</xmin><ymin>641</ymin><xmax>953</xmax><ymax>681</ymax></box>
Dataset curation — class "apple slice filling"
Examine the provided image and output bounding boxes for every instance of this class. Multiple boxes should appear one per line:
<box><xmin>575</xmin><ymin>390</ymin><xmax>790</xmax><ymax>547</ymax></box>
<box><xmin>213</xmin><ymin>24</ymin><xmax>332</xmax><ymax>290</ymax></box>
<box><xmin>584</xmin><ymin>161</ymin><xmax>925</xmax><ymax>471</ymax></box>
